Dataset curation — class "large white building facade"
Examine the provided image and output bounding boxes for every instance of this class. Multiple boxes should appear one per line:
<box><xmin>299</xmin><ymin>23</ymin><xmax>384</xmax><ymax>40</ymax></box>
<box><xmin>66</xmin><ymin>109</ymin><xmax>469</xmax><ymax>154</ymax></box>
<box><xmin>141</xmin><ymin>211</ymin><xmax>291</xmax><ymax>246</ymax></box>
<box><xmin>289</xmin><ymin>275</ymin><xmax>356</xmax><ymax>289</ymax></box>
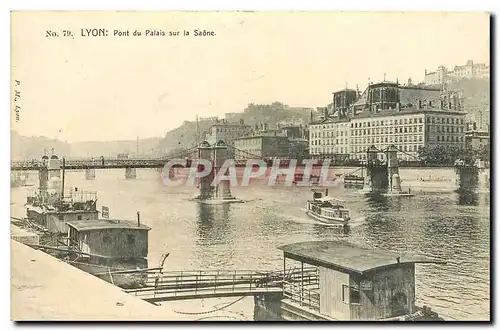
<box><xmin>309</xmin><ymin>82</ymin><xmax>467</xmax><ymax>161</ymax></box>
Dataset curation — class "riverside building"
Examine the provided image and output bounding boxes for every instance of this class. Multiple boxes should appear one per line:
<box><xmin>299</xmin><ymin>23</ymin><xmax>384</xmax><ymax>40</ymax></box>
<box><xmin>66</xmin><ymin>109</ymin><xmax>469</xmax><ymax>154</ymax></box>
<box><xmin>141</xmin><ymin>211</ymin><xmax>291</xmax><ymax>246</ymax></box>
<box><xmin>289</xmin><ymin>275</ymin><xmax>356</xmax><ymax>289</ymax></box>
<box><xmin>309</xmin><ymin>81</ymin><xmax>467</xmax><ymax>161</ymax></box>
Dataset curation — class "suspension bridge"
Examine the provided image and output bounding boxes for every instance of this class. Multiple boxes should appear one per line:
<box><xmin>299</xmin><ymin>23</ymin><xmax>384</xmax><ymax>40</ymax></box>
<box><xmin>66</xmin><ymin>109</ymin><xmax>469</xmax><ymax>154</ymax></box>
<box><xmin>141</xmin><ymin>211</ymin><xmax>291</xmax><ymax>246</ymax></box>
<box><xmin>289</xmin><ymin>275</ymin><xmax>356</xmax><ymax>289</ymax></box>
<box><xmin>11</xmin><ymin>141</ymin><xmax>422</xmax><ymax>172</ymax></box>
<box><xmin>10</xmin><ymin>143</ymin><xmax>280</xmax><ymax>171</ymax></box>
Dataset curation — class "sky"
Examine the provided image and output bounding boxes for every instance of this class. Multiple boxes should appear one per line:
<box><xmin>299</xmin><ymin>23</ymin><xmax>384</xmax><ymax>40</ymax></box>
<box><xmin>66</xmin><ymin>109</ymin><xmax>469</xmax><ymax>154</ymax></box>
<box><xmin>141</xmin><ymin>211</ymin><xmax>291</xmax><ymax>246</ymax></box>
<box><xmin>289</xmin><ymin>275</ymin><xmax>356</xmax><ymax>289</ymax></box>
<box><xmin>11</xmin><ymin>11</ymin><xmax>490</xmax><ymax>142</ymax></box>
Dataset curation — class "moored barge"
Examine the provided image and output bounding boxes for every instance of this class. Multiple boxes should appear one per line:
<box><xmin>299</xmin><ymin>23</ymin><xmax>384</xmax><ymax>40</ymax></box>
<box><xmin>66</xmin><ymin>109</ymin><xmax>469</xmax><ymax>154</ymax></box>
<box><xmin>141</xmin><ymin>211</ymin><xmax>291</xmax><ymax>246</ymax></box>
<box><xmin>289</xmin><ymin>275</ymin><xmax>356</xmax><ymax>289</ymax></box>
<box><xmin>255</xmin><ymin>240</ymin><xmax>445</xmax><ymax>321</ymax></box>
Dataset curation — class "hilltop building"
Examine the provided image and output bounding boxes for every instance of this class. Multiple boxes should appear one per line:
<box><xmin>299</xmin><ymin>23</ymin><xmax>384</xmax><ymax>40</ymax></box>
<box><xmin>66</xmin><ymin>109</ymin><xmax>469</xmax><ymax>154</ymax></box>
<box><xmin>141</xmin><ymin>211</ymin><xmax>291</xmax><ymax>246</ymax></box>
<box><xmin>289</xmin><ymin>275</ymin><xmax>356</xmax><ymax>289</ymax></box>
<box><xmin>424</xmin><ymin>60</ymin><xmax>490</xmax><ymax>86</ymax></box>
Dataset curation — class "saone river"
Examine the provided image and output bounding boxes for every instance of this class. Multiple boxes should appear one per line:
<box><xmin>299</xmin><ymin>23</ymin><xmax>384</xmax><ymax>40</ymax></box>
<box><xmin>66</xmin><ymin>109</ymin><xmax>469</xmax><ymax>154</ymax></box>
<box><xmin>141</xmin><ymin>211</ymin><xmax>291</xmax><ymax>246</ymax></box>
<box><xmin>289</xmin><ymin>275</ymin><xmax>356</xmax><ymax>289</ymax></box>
<box><xmin>11</xmin><ymin>167</ymin><xmax>490</xmax><ymax>321</ymax></box>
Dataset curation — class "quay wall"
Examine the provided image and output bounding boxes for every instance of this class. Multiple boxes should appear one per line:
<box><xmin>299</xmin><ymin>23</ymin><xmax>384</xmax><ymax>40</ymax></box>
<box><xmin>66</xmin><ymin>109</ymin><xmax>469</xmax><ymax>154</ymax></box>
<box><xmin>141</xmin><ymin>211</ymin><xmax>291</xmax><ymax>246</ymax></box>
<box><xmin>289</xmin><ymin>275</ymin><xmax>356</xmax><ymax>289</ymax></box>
<box><xmin>11</xmin><ymin>225</ymin><xmax>39</xmax><ymax>246</ymax></box>
<box><xmin>10</xmin><ymin>240</ymin><xmax>190</xmax><ymax>321</ymax></box>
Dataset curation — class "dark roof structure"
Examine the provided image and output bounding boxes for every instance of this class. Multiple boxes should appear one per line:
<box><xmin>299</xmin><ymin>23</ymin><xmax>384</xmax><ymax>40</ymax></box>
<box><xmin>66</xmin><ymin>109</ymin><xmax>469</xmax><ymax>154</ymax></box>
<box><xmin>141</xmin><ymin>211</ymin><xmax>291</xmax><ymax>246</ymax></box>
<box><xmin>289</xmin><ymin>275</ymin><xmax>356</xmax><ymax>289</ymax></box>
<box><xmin>278</xmin><ymin>240</ymin><xmax>445</xmax><ymax>274</ymax></box>
<box><xmin>67</xmin><ymin>219</ymin><xmax>151</xmax><ymax>232</ymax></box>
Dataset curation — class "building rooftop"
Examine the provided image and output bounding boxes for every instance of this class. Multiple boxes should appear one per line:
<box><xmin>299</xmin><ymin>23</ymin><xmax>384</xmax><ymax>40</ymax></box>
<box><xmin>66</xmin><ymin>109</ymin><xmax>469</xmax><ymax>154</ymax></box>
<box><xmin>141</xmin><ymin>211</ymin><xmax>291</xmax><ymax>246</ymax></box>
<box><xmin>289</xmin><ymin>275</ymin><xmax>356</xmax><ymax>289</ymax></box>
<box><xmin>67</xmin><ymin>219</ymin><xmax>151</xmax><ymax>232</ymax></box>
<box><xmin>352</xmin><ymin>107</ymin><xmax>465</xmax><ymax>119</ymax></box>
<box><xmin>210</xmin><ymin>122</ymin><xmax>251</xmax><ymax>128</ymax></box>
<box><xmin>278</xmin><ymin>240</ymin><xmax>445</xmax><ymax>275</ymax></box>
<box><xmin>332</xmin><ymin>88</ymin><xmax>357</xmax><ymax>94</ymax></box>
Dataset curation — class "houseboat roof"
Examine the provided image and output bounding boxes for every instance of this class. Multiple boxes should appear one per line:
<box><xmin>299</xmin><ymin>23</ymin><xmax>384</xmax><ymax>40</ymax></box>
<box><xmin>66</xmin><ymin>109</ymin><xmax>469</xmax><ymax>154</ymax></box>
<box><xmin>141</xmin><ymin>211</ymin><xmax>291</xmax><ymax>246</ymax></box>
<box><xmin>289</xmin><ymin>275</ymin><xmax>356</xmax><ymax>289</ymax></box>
<box><xmin>66</xmin><ymin>219</ymin><xmax>151</xmax><ymax>232</ymax></box>
<box><xmin>278</xmin><ymin>240</ymin><xmax>445</xmax><ymax>275</ymax></box>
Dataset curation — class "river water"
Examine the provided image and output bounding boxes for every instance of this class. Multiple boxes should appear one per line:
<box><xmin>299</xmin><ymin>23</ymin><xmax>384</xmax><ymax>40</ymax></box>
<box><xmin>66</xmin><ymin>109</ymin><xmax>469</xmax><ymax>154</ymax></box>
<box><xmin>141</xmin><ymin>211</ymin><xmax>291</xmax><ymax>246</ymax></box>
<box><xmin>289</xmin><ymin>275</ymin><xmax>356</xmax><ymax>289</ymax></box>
<box><xmin>10</xmin><ymin>167</ymin><xmax>490</xmax><ymax>321</ymax></box>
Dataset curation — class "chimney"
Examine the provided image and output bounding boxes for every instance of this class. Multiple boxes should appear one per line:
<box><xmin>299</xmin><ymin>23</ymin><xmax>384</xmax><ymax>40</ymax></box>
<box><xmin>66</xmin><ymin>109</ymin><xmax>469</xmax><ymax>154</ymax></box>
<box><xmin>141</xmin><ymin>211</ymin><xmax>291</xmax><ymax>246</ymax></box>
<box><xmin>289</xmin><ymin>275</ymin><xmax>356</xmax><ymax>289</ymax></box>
<box><xmin>137</xmin><ymin>211</ymin><xmax>140</xmax><ymax>227</ymax></box>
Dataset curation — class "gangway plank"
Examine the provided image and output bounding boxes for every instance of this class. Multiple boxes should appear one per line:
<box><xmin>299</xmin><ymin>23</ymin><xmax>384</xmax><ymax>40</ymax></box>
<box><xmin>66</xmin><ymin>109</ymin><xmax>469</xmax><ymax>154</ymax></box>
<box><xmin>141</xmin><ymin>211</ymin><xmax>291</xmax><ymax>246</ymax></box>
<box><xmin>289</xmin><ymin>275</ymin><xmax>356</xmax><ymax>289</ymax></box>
<box><xmin>123</xmin><ymin>268</ymin><xmax>319</xmax><ymax>303</ymax></box>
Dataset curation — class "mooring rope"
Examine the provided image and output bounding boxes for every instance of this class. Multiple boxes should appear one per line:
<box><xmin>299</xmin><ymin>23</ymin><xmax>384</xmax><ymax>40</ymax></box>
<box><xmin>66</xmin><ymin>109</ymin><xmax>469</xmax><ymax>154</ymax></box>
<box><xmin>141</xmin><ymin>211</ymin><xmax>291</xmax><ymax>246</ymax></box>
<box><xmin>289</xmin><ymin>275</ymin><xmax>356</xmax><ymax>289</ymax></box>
<box><xmin>172</xmin><ymin>296</ymin><xmax>246</xmax><ymax>315</ymax></box>
<box><xmin>195</xmin><ymin>315</ymin><xmax>244</xmax><ymax>321</ymax></box>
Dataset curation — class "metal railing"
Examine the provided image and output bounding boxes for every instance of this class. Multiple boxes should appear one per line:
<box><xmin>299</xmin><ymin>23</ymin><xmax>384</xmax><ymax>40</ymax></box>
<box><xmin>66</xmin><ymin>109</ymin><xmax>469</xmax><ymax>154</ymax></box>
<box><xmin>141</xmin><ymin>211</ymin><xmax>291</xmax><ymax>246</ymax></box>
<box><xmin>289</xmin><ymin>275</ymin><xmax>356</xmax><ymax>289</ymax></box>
<box><xmin>282</xmin><ymin>270</ymin><xmax>321</xmax><ymax>312</ymax></box>
<box><xmin>123</xmin><ymin>268</ymin><xmax>318</xmax><ymax>302</ymax></box>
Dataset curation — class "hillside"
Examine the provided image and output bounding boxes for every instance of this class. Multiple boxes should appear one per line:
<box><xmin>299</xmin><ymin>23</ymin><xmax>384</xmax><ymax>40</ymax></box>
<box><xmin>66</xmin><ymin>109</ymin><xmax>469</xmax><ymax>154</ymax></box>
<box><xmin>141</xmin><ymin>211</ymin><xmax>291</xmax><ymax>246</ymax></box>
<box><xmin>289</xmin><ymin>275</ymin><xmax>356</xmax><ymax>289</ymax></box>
<box><xmin>428</xmin><ymin>78</ymin><xmax>490</xmax><ymax>126</ymax></box>
<box><xmin>158</xmin><ymin>102</ymin><xmax>318</xmax><ymax>155</ymax></box>
<box><xmin>10</xmin><ymin>131</ymin><xmax>161</xmax><ymax>159</ymax></box>
<box><xmin>11</xmin><ymin>131</ymin><xmax>71</xmax><ymax>160</ymax></box>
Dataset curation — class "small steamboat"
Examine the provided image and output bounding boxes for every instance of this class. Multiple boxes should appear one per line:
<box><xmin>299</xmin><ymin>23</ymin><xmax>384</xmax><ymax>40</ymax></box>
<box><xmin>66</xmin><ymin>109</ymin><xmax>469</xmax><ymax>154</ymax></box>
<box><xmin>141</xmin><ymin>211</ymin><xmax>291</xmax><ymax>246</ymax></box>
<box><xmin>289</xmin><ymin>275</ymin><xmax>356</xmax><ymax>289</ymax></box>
<box><xmin>306</xmin><ymin>189</ymin><xmax>350</xmax><ymax>226</ymax></box>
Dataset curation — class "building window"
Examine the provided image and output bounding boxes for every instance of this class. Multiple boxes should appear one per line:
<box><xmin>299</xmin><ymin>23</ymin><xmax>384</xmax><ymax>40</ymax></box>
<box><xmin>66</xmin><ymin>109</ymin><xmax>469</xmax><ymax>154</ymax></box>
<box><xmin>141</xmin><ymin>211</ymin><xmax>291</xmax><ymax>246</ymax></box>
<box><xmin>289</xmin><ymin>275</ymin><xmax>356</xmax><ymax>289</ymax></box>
<box><xmin>127</xmin><ymin>234</ymin><xmax>135</xmax><ymax>245</ymax></box>
<box><xmin>343</xmin><ymin>285</ymin><xmax>361</xmax><ymax>304</ymax></box>
<box><xmin>77</xmin><ymin>215</ymin><xmax>82</xmax><ymax>220</ymax></box>
<box><xmin>342</xmin><ymin>285</ymin><xmax>349</xmax><ymax>303</ymax></box>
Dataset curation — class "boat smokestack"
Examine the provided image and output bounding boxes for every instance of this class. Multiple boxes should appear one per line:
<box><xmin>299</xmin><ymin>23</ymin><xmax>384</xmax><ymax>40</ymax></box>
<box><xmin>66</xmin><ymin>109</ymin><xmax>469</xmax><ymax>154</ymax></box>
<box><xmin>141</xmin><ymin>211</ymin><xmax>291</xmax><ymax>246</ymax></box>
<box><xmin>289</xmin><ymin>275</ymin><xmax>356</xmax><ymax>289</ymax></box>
<box><xmin>137</xmin><ymin>211</ymin><xmax>140</xmax><ymax>227</ymax></box>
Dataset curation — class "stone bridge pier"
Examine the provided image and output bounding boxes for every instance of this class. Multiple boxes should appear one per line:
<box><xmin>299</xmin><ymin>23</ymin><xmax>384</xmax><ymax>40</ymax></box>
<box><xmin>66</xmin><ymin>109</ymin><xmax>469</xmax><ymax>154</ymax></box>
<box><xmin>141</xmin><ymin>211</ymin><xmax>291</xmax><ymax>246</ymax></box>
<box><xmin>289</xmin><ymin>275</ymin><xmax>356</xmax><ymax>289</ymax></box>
<box><xmin>363</xmin><ymin>146</ymin><xmax>388</xmax><ymax>194</ymax></box>
<box><xmin>85</xmin><ymin>168</ymin><xmax>96</xmax><ymax>180</ymax></box>
<box><xmin>362</xmin><ymin>145</ymin><xmax>403</xmax><ymax>195</ymax></box>
<box><xmin>125</xmin><ymin>168</ymin><xmax>137</xmax><ymax>180</ymax></box>
<box><xmin>38</xmin><ymin>168</ymin><xmax>49</xmax><ymax>190</ymax></box>
<box><xmin>455</xmin><ymin>159</ymin><xmax>490</xmax><ymax>193</ymax></box>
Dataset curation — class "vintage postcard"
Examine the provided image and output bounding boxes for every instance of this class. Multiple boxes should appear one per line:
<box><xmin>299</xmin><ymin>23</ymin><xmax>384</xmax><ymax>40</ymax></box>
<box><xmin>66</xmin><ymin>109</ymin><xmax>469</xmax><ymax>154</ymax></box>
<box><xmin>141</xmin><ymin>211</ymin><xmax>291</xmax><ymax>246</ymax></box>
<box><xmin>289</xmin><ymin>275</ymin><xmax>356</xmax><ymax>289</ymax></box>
<box><xmin>10</xmin><ymin>11</ymin><xmax>490</xmax><ymax>321</ymax></box>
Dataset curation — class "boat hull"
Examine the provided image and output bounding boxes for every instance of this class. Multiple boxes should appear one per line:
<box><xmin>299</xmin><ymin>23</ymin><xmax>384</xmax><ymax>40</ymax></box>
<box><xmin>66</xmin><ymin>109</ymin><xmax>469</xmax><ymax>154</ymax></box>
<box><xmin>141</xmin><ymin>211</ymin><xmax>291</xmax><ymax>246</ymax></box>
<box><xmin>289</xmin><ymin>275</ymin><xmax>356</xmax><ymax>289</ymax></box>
<box><xmin>305</xmin><ymin>210</ymin><xmax>348</xmax><ymax>226</ymax></box>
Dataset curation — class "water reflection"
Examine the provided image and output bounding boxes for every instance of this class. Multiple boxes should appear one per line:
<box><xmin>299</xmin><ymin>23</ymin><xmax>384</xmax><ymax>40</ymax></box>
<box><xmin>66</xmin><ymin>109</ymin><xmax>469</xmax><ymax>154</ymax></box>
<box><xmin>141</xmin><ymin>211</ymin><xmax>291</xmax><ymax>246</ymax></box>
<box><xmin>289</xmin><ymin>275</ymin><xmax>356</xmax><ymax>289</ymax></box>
<box><xmin>457</xmin><ymin>191</ymin><xmax>480</xmax><ymax>206</ymax></box>
<box><xmin>312</xmin><ymin>223</ymin><xmax>350</xmax><ymax>238</ymax></box>
<box><xmin>364</xmin><ymin>194</ymin><xmax>403</xmax><ymax>212</ymax></box>
<box><xmin>196</xmin><ymin>203</ymin><xmax>232</xmax><ymax>245</ymax></box>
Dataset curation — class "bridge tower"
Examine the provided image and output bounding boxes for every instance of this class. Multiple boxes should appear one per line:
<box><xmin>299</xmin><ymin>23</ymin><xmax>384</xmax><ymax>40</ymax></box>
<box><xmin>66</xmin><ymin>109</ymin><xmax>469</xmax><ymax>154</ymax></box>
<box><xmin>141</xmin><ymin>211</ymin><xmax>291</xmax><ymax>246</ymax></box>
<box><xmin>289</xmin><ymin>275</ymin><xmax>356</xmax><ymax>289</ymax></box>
<box><xmin>48</xmin><ymin>152</ymin><xmax>61</xmax><ymax>179</ymax></box>
<box><xmin>362</xmin><ymin>145</ymin><xmax>388</xmax><ymax>193</ymax></box>
<box><xmin>194</xmin><ymin>140</ymin><xmax>241</xmax><ymax>203</ymax></box>
<box><xmin>362</xmin><ymin>145</ymin><xmax>410</xmax><ymax>196</ymax></box>
<box><xmin>213</xmin><ymin>140</ymin><xmax>234</xmax><ymax>200</ymax></box>
<box><xmin>197</xmin><ymin>141</ymin><xmax>214</xmax><ymax>200</ymax></box>
<box><xmin>45</xmin><ymin>152</ymin><xmax>62</xmax><ymax>195</ymax></box>
<box><xmin>386</xmin><ymin>145</ymin><xmax>402</xmax><ymax>194</ymax></box>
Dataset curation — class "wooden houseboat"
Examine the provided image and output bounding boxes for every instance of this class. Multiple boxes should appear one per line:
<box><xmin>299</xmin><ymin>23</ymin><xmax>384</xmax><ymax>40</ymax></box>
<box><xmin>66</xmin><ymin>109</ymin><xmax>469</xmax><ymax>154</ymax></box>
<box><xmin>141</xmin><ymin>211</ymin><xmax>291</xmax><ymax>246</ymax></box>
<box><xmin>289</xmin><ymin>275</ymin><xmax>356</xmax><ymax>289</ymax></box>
<box><xmin>305</xmin><ymin>189</ymin><xmax>350</xmax><ymax>226</ymax></box>
<box><xmin>66</xmin><ymin>217</ymin><xmax>151</xmax><ymax>288</ymax></box>
<box><xmin>255</xmin><ymin>240</ymin><xmax>445</xmax><ymax>321</ymax></box>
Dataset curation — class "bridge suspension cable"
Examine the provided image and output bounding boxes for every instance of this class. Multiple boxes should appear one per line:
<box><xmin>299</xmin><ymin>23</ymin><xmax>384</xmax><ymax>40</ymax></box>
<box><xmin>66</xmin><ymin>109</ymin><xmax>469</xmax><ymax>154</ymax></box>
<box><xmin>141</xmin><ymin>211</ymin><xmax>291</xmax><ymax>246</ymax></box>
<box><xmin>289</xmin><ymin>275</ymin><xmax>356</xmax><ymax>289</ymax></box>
<box><xmin>382</xmin><ymin>145</ymin><xmax>422</xmax><ymax>161</ymax></box>
<box><xmin>168</xmin><ymin>144</ymin><xmax>200</xmax><ymax>159</ymax></box>
<box><xmin>225</xmin><ymin>144</ymin><xmax>269</xmax><ymax>161</ymax></box>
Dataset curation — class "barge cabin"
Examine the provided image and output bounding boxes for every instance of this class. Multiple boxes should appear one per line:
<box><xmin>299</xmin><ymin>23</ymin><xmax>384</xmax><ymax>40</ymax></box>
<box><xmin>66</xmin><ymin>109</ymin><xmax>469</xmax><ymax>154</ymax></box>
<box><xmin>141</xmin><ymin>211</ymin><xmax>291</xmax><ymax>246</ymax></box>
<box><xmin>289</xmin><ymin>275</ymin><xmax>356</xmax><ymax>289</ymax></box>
<box><xmin>67</xmin><ymin>218</ymin><xmax>151</xmax><ymax>266</ymax></box>
<box><xmin>276</xmin><ymin>240</ymin><xmax>445</xmax><ymax>321</ymax></box>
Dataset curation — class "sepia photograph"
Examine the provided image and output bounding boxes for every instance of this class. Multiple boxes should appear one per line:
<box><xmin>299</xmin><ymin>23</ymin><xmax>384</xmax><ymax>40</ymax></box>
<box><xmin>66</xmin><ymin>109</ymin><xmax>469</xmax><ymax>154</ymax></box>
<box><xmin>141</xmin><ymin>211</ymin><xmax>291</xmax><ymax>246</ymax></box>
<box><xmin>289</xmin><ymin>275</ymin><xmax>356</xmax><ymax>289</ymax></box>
<box><xmin>9</xmin><ymin>10</ymin><xmax>491</xmax><ymax>322</ymax></box>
